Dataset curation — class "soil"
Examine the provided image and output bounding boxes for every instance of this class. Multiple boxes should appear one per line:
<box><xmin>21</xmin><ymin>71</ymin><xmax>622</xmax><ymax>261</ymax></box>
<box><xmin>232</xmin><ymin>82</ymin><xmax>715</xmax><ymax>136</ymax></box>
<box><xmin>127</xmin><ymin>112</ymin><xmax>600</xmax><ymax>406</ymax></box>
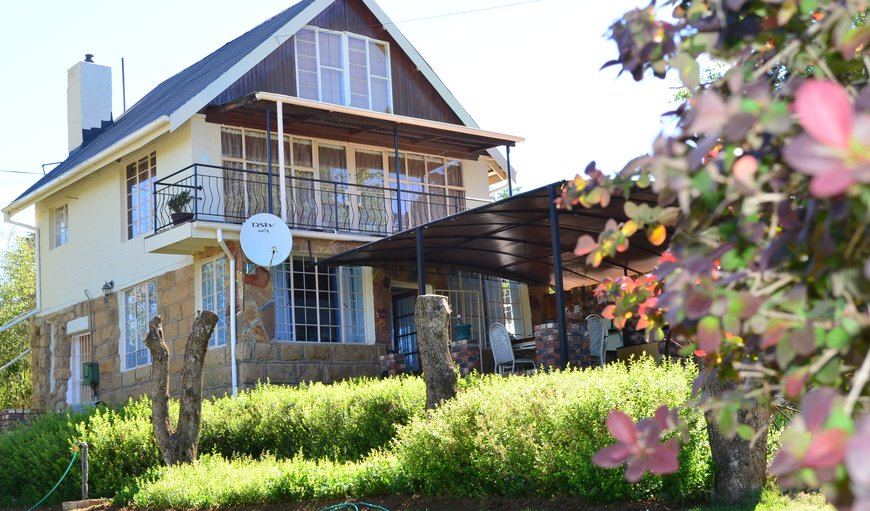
<box><xmin>3</xmin><ymin>496</ymin><xmax>687</xmax><ymax>511</ymax></box>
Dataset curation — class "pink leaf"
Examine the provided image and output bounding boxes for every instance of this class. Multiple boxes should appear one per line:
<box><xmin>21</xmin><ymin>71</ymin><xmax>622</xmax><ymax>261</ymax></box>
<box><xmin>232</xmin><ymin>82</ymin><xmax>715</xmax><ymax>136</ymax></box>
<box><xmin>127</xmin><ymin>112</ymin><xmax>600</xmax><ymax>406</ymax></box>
<box><xmin>732</xmin><ymin>155</ymin><xmax>758</xmax><ymax>188</ymax></box>
<box><xmin>810</xmin><ymin>169</ymin><xmax>856</xmax><ymax>197</ymax></box>
<box><xmin>689</xmin><ymin>91</ymin><xmax>728</xmax><ymax>134</ymax></box>
<box><xmin>648</xmin><ymin>439</ymin><xmax>680</xmax><ymax>475</ymax></box>
<box><xmin>769</xmin><ymin>449</ymin><xmax>802</xmax><ymax>477</ymax></box>
<box><xmin>607</xmin><ymin>410</ymin><xmax>638</xmax><ymax>444</ymax></box>
<box><xmin>845</xmin><ymin>430</ymin><xmax>870</xmax><ymax>487</ymax></box>
<box><xmin>783</xmin><ymin>372</ymin><xmax>807</xmax><ymax>400</ymax></box>
<box><xmin>697</xmin><ymin>316</ymin><xmax>722</xmax><ymax>353</ymax></box>
<box><xmin>592</xmin><ymin>444</ymin><xmax>633</xmax><ymax>468</ymax></box>
<box><xmin>624</xmin><ymin>457</ymin><xmax>647</xmax><ymax>483</ymax></box>
<box><xmin>781</xmin><ymin>135</ymin><xmax>846</xmax><ymax>176</ymax></box>
<box><xmin>635</xmin><ymin>418</ymin><xmax>663</xmax><ymax>447</ymax></box>
<box><xmin>794</xmin><ymin>80</ymin><xmax>853</xmax><ymax>148</ymax></box>
<box><xmin>803</xmin><ymin>429</ymin><xmax>848</xmax><ymax>469</ymax></box>
<box><xmin>574</xmin><ymin>235</ymin><xmax>597</xmax><ymax>256</ymax></box>
<box><xmin>802</xmin><ymin>389</ymin><xmax>839</xmax><ymax>434</ymax></box>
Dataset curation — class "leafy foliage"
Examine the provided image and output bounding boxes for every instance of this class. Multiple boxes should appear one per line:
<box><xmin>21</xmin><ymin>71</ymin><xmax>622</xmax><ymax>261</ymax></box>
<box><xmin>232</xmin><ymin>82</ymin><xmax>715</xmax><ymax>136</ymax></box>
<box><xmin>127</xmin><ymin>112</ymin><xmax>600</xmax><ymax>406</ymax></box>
<box><xmin>566</xmin><ymin>1</ymin><xmax>870</xmax><ymax>508</ymax></box>
<box><xmin>0</xmin><ymin>232</ymin><xmax>35</xmax><ymax>408</ymax></box>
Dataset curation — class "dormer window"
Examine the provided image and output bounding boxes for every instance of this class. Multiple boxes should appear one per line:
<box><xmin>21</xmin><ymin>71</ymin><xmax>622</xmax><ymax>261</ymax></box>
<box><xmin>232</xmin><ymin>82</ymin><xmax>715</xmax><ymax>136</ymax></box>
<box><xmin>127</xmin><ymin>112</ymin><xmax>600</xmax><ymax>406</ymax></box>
<box><xmin>295</xmin><ymin>27</ymin><xmax>392</xmax><ymax>113</ymax></box>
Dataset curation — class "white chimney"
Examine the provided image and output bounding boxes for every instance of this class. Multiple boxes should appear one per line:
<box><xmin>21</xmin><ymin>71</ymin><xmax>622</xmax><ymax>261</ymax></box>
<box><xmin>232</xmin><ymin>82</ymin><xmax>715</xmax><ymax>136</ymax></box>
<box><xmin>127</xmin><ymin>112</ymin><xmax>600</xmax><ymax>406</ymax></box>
<box><xmin>67</xmin><ymin>54</ymin><xmax>112</xmax><ymax>152</ymax></box>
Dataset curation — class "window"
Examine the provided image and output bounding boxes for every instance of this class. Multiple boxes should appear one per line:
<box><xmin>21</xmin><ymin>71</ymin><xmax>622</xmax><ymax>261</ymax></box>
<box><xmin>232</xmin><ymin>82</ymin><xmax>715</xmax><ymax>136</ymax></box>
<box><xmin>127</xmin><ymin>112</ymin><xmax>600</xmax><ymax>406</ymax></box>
<box><xmin>122</xmin><ymin>281</ymin><xmax>157</xmax><ymax>370</ymax></box>
<box><xmin>440</xmin><ymin>272</ymin><xmax>527</xmax><ymax>346</ymax></box>
<box><xmin>295</xmin><ymin>27</ymin><xmax>392</xmax><ymax>113</ymax></box>
<box><xmin>274</xmin><ymin>256</ymin><xmax>367</xmax><ymax>343</ymax></box>
<box><xmin>126</xmin><ymin>152</ymin><xmax>157</xmax><ymax>239</ymax></box>
<box><xmin>219</xmin><ymin>128</ymin><xmax>465</xmax><ymax>233</ymax></box>
<box><xmin>199</xmin><ymin>257</ymin><xmax>228</xmax><ymax>348</ymax></box>
<box><xmin>53</xmin><ymin>204</ymin><xmax>69</xmax><ymax>248</ymax></box>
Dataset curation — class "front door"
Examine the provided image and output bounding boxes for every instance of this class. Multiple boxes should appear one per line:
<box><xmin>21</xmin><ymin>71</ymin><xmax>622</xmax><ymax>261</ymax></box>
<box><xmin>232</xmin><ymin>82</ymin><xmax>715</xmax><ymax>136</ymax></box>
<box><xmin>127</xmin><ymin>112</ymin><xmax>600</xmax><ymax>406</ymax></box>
<box><xmin>67</xmin><ymin>333</ymin><xmax>94</xmax><ymax>407</ymax></box>
<box><xmin>392</xmin><ymin>290</ymin><xmax>420</xmax><ymax>372</ymax></box>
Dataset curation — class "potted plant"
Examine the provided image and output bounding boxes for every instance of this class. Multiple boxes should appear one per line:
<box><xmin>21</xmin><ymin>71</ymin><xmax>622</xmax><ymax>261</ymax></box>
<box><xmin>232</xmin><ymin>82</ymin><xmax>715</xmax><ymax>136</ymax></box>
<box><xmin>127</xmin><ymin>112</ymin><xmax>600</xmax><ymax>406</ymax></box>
<box><xmin>167</xmin><ymin>190</ymin><xmax>194</xmax><ymax>225</ymax></box>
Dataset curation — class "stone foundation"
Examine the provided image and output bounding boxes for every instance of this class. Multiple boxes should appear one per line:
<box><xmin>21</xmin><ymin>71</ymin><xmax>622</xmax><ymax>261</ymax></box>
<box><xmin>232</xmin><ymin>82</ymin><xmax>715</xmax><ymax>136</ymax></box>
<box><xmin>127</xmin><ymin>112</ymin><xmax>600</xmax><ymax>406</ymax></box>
<box><xmin>379</xmin><ymin>352</ymin><xmax>406</xmax><ymax>376</ymax></box>
<box><xmin>238</xmin><ymin>341</ymin><xmax>384</xmax><ymax>386</ymax></box>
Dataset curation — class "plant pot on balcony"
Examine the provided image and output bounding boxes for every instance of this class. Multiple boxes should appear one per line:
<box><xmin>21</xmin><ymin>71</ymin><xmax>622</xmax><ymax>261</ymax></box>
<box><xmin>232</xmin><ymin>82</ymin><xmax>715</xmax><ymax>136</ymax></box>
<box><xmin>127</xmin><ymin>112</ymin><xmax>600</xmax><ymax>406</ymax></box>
<box><xmin>171</xmin><ymin>212</ymin><xmax>194</xmax><ymax>225</ymax></box>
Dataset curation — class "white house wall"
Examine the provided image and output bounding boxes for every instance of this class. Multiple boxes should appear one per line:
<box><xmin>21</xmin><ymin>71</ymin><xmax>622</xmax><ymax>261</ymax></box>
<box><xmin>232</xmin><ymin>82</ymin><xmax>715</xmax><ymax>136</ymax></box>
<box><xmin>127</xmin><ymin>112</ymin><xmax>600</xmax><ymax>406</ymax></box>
<box><xmin>37</xmin><ymin>123</ymin><xmax>200</xmax><ymax>314</ymax></box>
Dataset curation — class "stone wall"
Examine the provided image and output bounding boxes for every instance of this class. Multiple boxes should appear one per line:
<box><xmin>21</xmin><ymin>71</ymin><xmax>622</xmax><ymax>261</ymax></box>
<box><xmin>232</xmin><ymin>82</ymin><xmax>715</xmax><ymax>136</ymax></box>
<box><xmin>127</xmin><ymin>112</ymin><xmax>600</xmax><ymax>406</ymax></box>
<box><xmin>29</xmin><ymin>264</ymin><xmax>233</xmax><ymax>411</ymax></box>
<box><xmin>533</xmin><ymin>313</ymin><xmax>591</xmax><ymax>368</ymax></box>
<box><xmin>0</xmin><ymin>409</ymin><xmax>38</xmax><ymax>432</ymax></box>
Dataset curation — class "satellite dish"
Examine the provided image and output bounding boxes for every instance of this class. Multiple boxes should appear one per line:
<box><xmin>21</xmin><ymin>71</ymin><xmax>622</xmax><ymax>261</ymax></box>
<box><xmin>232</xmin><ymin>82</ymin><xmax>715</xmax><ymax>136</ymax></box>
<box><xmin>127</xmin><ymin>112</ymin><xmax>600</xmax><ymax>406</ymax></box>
<box><xmin>240</xmin><ymin>213</ymin><xmax>293</xmax><ymax>268</ymax></box>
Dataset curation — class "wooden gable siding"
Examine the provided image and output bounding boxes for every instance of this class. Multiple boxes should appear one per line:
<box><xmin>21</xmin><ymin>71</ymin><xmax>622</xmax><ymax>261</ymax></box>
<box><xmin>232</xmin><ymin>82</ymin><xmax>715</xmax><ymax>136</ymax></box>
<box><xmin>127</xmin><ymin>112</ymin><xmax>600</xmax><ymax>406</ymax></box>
<box><xmin>209</xmin><ymin>0</ymin><xmax>463</xmax><ymax>125</ymax></box>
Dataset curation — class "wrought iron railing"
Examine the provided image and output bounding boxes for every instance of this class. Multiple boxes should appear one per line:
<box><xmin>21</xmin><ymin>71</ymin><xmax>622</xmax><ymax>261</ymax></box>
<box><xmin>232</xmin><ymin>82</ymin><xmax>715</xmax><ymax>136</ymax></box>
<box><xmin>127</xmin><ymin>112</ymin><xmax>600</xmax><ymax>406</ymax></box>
<box><xmin>153</xmin><ymin>164</ymin><xmax>487</xmax><ymax>235</ymax></box>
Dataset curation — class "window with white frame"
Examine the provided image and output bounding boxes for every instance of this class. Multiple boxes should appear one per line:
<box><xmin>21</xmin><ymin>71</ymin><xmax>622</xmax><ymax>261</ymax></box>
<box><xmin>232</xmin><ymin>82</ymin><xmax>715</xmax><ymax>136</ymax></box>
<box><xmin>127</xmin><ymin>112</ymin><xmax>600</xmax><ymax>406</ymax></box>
<box><xmin>52</xmin><ymin>204</ymin><xmax>69</xmax><ymax>248</ymax></box>
<box><xmin>122</xmin><ymin>281</ymin><xmax>157</xmax><ymax>370</ymax></box>
<box><xmin>199</xmin><ymin>257</ymin><xmax>229</xmax><ymax>348</ymax></box>
<box><xmin>295</xmin><ymin>27</ymin><xmax>392</xmax><ymax>113</ymax></box>
<box><xmin>126</xmin><ymin>152</ymin><xmax>157</xmax><ymax>239</ymax></box>
<box><xmin>444</xmin><ymin>272</ymin><xmax>527</xmax><ymax>345</ymax></box>
<box><xmin>274</xmin><ymin>256</ymin><xmax>367</xmax><ymax>343</ymax></box>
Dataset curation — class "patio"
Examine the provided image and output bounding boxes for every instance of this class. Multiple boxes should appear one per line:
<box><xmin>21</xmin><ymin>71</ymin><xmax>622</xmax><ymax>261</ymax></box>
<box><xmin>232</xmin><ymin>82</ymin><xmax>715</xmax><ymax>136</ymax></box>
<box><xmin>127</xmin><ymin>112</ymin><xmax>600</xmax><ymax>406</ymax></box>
<box><xmin>321</xmin><ymin>181</ymin><xmax>671</xmax><ymax>375</ymax></box>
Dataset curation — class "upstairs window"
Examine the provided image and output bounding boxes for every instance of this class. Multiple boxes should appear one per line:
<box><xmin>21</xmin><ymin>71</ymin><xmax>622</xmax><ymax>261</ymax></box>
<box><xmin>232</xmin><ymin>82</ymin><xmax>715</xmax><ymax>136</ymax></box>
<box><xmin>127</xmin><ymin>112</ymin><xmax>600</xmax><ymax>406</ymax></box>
<box><xmin>126</xmin><ymin>152</ymin><xmax>157</xmax><ymax>239</ymax></box>
<box><xmin>295</xmin><ymin>27</ymin><xmax>392</xmax><ymax>113</ymax></box>
<box><xmin>52</xmin><ymin>204</ymin><xmax>69</xmax><ymax>248</ymax></box>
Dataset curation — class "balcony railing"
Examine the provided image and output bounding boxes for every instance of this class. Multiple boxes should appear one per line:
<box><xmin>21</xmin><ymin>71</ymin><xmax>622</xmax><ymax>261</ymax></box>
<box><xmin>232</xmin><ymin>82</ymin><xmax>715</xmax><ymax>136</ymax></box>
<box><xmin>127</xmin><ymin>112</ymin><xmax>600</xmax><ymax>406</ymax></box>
<box><xmin>153</xmin><ymin>164</ymin><xmax>487</xmax><ymax>236</ymax></box>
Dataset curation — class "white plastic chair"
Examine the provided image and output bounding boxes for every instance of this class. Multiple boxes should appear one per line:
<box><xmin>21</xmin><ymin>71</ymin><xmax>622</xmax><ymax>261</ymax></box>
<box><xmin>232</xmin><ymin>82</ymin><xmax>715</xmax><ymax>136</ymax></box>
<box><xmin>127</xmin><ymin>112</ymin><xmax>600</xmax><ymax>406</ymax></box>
<box><xmin>489</xmin><ymin>323</ymin><xmax>535</xmax><ymax>375</ymax></box>
<box><xmin>585</xmin><ymin>314</ymin><xmax>608</xmax><ymax>367</ymax></box>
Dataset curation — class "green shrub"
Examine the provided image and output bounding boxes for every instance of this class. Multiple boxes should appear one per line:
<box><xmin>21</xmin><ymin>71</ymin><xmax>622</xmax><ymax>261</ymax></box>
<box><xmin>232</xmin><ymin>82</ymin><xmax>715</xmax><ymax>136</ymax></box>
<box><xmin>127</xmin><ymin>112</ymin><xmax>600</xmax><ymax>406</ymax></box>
<box><xmin>0</xmin><ymin>412</ymin><xmax>84</xmax><ymax>507</ymax></box>
<box><xmin>130</xmin><ymin>453</ymin><xmax>404</xmax><ymax>508</ymax></box>
<box><xmin>392</xmin><ymin>357</ymin><xmax>711</xmax><ymax>502</ymax></box>
<box><xmin>75</xmin><ymin>397</ymin><xmax>162</xmax><ymax>498</ymax></box>
<box><xmin>199</xmin><ymin>376</ymin><xmax>426</xmax><ymax>461</ymax></box>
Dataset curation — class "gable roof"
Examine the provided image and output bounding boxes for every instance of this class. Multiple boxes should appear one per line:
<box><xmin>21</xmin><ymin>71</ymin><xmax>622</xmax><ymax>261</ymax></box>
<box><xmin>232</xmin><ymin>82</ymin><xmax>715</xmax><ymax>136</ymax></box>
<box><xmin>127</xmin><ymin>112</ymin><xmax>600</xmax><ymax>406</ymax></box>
<box><xmin>4</xmin><ymin>0</ymin><xmax>510</xmax><ymax>215</ymax></box>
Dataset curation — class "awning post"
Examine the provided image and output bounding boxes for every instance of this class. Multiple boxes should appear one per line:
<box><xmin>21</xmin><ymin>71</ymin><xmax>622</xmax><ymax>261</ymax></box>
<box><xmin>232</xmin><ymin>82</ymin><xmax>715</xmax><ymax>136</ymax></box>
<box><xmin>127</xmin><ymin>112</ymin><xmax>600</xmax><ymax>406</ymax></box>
<box><xmin>277</xmin><ymin>101</ymin><xmax>287</xmax><ymax>222</ymax></box>
<box><xmin>394</xmin><ymin>126</ymin><xmax>403</xmax><ymax>232</ymax></box>
<box><xmin>416</xmin><ymin>226</ymin><xmax>425</xmax><ymax>295</ymax></box>
<box><xmin>506</xmin><ymin>145</ymin><xmax>513</xmax><ymax>197</ymax></box>
<box><xmin>266</xmin><ymin>109</ymin><xmax>273</xmax><ymax>215</ymax></box>
<box><xmin>547</xmin><ymin>184</ymin><xmax>568</xmax><ymax>368</ymax></box>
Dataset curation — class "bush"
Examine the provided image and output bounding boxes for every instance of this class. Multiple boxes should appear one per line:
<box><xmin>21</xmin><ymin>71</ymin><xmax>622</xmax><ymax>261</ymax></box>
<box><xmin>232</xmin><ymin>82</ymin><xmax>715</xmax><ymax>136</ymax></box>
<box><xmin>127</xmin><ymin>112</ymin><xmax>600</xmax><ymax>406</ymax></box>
<box><xmin>0</xmin><ymin>412</ymin><xmax>83</xmax><ymax>507</ymax></box>
<box><xmin>199</xmin><ymin>376</ymin><xmax>426</xmax><ymax>461</ymax></box>
<box><xmin>392</xmin><ymin>357</ymin><xmax>711</xmax><ymax>502</ymax></box>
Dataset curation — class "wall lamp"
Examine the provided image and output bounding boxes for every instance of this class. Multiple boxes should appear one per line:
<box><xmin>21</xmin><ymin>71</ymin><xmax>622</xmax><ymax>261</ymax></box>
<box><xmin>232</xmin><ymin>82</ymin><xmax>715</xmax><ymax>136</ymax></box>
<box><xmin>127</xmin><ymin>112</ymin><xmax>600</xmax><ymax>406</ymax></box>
<box><xmin>101</xmin><ymin>280</ymin><xmax>114</xmax><ymax>302</ymax></box>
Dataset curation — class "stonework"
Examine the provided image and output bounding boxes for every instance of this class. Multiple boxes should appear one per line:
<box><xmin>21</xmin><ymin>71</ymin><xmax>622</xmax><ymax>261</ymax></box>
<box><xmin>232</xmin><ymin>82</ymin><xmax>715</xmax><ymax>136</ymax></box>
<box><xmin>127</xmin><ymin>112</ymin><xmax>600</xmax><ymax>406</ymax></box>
<box><xmin>450</xmin><ymin>339</ymin><xmax>481</xmax><ymax>376</ymax></box>
<box><xmin>0</xmin><ymin>409</ymin><xmax>38</xmax><ymax>432</ymax></box>
<box><xmin>533</xmin><ymin>313</ymin><xmax>591</xmax><ymax>368</ymax></box>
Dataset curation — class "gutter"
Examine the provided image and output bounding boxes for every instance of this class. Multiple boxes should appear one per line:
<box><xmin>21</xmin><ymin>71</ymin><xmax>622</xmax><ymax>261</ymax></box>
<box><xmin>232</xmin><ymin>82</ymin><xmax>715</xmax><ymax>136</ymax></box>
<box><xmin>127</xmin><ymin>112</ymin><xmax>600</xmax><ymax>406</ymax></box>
<box><xmin>3</xmin><ymin>213</ymin><xmax>41</xmax><ymax>311</ymax></box>
<box><xmin>216</xmin><ymin>229</ymin><xmax>239</xmax><ymax>397</ymax></box>
<box><xmin>2</xmin><ymin>116</ymin><xmax>170</xmax><ymax>217</ymax></box>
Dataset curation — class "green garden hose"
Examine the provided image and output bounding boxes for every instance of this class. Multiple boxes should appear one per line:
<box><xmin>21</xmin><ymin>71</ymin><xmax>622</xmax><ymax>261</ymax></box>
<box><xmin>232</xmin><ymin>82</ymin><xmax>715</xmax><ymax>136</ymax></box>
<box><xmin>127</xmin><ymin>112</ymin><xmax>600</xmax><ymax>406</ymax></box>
<box><xmin>318</xmin><ymin>502</ymin><xmax>390</xmax><ymax>511</ymax></box>
<box><xmin>26</xmin><ymin>449</ymin><xmax>78</xmax><ymax>511</ymax></box>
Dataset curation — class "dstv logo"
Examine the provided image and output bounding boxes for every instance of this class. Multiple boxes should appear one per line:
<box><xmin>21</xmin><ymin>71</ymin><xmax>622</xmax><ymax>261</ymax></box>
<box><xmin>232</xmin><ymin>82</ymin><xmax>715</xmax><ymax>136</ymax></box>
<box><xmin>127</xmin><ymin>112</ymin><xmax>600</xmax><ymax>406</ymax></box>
<box><xmin>250</xmin><ymin>222</ymin><xmax>274</xmax><ymax>228</ymax></box>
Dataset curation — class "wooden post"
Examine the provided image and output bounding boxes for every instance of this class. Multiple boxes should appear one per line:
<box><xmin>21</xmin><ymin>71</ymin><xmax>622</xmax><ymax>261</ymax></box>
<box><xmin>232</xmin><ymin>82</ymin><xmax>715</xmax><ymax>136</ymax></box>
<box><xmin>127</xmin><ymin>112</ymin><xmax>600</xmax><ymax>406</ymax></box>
<box><xmin>80</xmin><ymin>441</ymin><xmax>88</xmax><ymax>500</ymax></box>
<box><xmin>415</xmin><ymin>294</ymin><xmax>458</xmax><ymax>409</ymax></box>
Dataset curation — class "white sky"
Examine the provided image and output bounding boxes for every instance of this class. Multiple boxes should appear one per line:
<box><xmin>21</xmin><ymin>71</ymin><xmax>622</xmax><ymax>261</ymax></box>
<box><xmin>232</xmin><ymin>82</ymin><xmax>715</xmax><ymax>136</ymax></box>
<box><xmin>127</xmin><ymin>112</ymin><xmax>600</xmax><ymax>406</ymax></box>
<box><xmin>0</xmin><ymin>0</ymin><xmax>677</xmax><ymax>242</ymax></box>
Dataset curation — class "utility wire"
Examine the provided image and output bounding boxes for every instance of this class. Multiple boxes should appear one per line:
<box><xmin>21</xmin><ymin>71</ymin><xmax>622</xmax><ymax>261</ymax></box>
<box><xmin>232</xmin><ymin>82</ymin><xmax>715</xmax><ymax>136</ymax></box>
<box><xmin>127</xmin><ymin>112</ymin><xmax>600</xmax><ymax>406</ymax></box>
<box><xmin>0</xmin><ymin>169</ymin><xmax>41</xmax><ymax>175</ymax></box>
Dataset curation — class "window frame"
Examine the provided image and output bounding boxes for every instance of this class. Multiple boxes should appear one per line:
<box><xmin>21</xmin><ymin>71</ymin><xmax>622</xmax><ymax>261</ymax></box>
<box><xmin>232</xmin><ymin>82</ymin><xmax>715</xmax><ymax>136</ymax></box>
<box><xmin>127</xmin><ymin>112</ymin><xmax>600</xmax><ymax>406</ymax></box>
<box><xmin>293</xmin><ymin>26</ymin><xmax>393</xmax><ymax>113</ymax></box>
<box><xmin>52</xmin><ymin>203</ymin><xmax>70</xmax><ymax>249</ymax></box>
<box><xmin>273</xmin><ymin>255</ymin><xmax>374</xmax><ymax>343</ymax></box>
<box><xmin>119</xmin><ymin>280</ymin><xmax>157</xmax><ymax>372</ymax></box>
<box><xmin>125</xmin><ymin>151</ymin><xmax>158</xmax><ymax>240</ymax></box>
<box><xmin>195</xmin><ymin>255</ymin><xmax>230</xmax><ymax>349</ymax></box>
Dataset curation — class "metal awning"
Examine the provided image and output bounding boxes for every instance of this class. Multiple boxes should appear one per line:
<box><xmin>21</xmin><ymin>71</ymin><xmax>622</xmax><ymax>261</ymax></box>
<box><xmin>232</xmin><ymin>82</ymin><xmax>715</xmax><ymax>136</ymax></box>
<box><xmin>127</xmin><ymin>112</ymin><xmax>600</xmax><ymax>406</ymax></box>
<box><xmin>205</xmin><ymin>92</ymin><xmax>524</xmax><ymax>160</ymax></box>
<box><xmin>320</xmin><ymin>181</ymin><xmax>667</xmax><ymax>290</ymax></box>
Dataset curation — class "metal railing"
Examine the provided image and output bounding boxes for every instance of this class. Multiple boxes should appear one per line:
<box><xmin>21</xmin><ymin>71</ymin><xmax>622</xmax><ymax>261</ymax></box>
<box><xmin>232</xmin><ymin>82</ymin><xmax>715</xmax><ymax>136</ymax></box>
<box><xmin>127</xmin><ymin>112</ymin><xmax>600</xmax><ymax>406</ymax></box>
<box><xmin>153</xmin><ymin>164</ymin><xmax>487</xmax><ymax>235</ymax></box>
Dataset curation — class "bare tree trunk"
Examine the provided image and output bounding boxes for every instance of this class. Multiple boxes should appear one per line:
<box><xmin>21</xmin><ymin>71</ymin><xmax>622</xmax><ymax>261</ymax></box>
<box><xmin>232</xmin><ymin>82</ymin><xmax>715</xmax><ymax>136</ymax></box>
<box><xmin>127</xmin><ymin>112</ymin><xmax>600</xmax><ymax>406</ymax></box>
<box><xmin>415</xmin><ymin>295</ymin><xmax>458</xmax><ymax>409</ymax></box>
<box><xmin>703</xmin><ymin>373</ymin><xmax>770</xmax><ymax>504</ymax></box>
<box><xmin>144</xmin><ymin>311</ymin><xmax>218</xmax><ymax>465</ymax></box>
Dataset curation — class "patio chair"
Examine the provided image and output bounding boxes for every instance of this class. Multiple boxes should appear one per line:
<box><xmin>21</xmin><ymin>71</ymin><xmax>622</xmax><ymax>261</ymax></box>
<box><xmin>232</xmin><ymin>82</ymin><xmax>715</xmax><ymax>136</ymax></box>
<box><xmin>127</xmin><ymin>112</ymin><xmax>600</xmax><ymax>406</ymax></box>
<box><xmin>489</xmin><ymin>323</ymin><xmax>535</xmax><ymax>375</ymax></box>
<box><xmin>585</xmin><ymin>314</ymin><xmax>608</xmax><ymax>367</ymax></box>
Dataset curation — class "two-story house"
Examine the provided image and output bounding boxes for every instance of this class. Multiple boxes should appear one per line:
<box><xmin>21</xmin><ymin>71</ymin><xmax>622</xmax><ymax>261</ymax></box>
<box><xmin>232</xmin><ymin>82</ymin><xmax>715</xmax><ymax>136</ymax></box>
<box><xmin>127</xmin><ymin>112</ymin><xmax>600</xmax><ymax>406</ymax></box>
<box><xmin>2</xmin><ymin>0</ymin><xmax>532</xmax><ymax>411</ymax></box>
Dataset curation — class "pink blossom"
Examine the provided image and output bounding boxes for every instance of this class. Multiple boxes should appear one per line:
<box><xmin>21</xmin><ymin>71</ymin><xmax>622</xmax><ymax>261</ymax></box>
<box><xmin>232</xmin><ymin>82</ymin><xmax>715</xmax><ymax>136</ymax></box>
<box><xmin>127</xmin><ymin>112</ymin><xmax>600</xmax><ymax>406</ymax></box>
<box><xmin>782</xmin><ymin>80</ymin><xmax>870</xmax><ymax>197</ymax></box>
<box><xmin>592</xmin><ymin>407</ymin><xmax>680</xmax><ymax>483</ymax></box>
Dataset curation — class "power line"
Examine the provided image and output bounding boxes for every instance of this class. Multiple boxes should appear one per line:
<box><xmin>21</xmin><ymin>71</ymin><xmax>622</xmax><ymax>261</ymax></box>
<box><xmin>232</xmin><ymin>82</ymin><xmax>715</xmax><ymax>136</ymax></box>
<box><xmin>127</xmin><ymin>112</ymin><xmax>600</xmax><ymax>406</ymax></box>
<box><xmin>0</xmin><ymin>170</ymin><xmax>41</xmax><ymax>175</ymax></box>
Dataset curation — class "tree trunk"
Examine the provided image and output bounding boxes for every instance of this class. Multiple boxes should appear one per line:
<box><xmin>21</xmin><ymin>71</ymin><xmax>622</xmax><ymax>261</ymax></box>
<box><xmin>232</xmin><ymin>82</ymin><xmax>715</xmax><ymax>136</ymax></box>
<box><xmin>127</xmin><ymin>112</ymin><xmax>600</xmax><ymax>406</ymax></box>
<box><xmin>703</xmin><ymin>373</ymin><xmax>770</xmax><ymax>504</ymax></box>
<box><xmin>143</xmin><ymin>311</ymin><xmax>218</xmax><ymax>465</ymax></box>
<box><xmin>415</xmin><ymin>295</ymin><xmax>458</xmax><ymax>409</ymax></box>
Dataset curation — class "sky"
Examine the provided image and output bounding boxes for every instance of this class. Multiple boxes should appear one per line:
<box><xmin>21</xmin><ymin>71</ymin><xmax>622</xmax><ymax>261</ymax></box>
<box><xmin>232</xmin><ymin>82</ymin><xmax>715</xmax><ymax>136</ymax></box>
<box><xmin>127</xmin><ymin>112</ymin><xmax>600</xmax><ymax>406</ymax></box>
<box><xmin>0</xmin><ymin>0</ymin><xmax>678</xmax><ymax>243</ymax></box>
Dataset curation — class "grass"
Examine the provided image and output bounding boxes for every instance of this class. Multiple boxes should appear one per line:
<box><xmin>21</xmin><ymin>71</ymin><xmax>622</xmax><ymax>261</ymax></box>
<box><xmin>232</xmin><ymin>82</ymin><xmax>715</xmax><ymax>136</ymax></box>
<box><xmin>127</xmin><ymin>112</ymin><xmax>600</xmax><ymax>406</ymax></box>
<box><xmin>683</xmin><ymin>484</ymin><xmax>834</xmax><ymax>511</ymax></box>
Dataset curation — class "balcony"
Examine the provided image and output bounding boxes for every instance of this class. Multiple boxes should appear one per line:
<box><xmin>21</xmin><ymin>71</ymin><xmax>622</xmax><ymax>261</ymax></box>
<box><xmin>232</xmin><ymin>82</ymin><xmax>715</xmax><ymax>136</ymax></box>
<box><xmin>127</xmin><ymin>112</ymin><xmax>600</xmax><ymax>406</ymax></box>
<box><xmin>151</xmin><ymin>164</ymin><xmax>488</xmax><ymax>242</ymax></box>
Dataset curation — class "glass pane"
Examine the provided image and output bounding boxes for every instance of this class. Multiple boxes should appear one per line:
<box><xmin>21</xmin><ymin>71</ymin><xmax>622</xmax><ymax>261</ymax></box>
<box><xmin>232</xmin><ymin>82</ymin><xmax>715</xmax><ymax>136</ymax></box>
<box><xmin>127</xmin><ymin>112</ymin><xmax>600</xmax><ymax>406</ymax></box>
<box><xmin>320</xmin><ymin>68</ymin><xmax>343</xmax><ymax>104</ymax></box>
<box><xmin>369</xmin><ymin>41</ymin><xmax>388</xmax><ymax>77</ymax></box>
<box><xmin>446</xmin><ymin>160</ymin><xmax>462</xmax><ymax>186</ymax></box>
<box><xmin>319</xmin><ymin>145</ymin><xmax>349</xmax><ymax>230</ymax></box>
<box><xmin>318</xmin><ymin>32</ymin><xmax>342</xmax><ymax>68</ymax></box>
<box><xmin>371</xmin><ymin>78</ymin><xmax>390</xmax><ymax>113</ymax></box>
<box><xmin>220</xmin><ymin>128</ymin><xmax>243</xmax><ymax>159</ymax></box>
